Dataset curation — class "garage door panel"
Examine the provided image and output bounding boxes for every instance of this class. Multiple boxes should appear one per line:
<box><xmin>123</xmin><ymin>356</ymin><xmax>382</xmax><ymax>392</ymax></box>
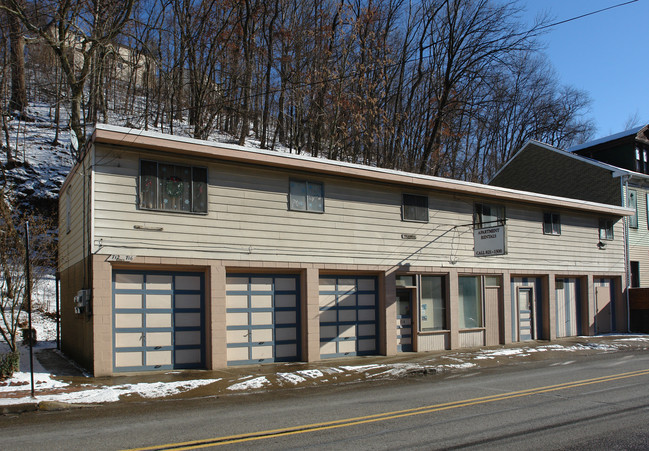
<box><xmin>358</xmin><ymin>279</ymin><xmax>375</xmax><ymax>291</ymax></box>
<box><xmin>339</xmin><ymin>310</ymin><xmax>357</xmax><ymax>322</ymax></box>
<box><xmin>319</xmin><ymin>294</ymin><xmax>336</xmax><ymax>308</ymax></box>
<box><xmin>358</xmin><ymin>294</ymin><xmax>375</xmax><ymax>306</ymax></box>
<box><xmin>251</xmin><ymin>278</ymin><xmax>273</xmax><ymax>291</ymax></box>
<box><xmin>275</xmin><ymin>311</ymin><xmax>296</xmax><ymax>324</ymax></box>
<box><xmin>115</xmin><ymin>313</ymin><xmax>142</xmax><ymax>328</ymax></box>
<box><xmin>226</xmin><ymin>277</ymin><xmax>248</xmax><ymax>291</ymax></box>
<box><xmin>338</xmin><ymin>280</ymin><xmax>357</xmax><ymax>291</ymax></box>
<box><xmin>251</xmin><ymin>345</ymin><xmax>273</xmax><ymax>360</ymax></box>
<box><xmin>251</xmin><ymin>328</ymin><xmax>273</xmax><ymax>342</ymax></box>
<box><xmin>251</xmin><ymin>312</ymin><xmax>273</xmax><ymax>325</ymax></box>
<box><xmin>358</xmin><ymin>339</ymin><xmax>376</xmax><ymax>352</ymax></box>
<box><xmin>320</xmin><ymin>309</ymin><xmax>337</xmax><ymax>322</ymax></box>
<box><xmin>115</xmin><ymin>332</ymin><xmax>141</xmax><ymax>348</ymax></box>
<box><xmin>115</xmin><ymin>294</ymin><xmax>142</xmax><ymax>309</ymax></box>
<box><xmin>146</xmin><ymin>350</ymin><xmax>172</xmax><ymax>366</ymax></box>
<box><xmin>227</xmin><ymin>312</ymin><xmax>248</xmax><ymax>326</ymax></box>
<box><xmin>227</xmin><ymin>329</ymin><xmax>249</xmax><ymax>343</ymax></box>
<box><xmin>146</xmin><ymin>275</ymin><xmax>172</xmax><ymax>290</ymax></box>
<box><xmin>319</xmin><ymin>276</ymin><xmax>378</xmax><ymax>359</ymax></box>
<box><xmin>276</xmin><ymin>327</ymin><xmax>296</xmax><ymax>341</ymax></box>
<box><xmin>275</xmin><ymin>294</ymin><xmax>296</xmax><ymax>308</ymax></box>
<box><xmin>338</xmin><ymin>340</ymin><xmax>356</xmax><ymax>353</ymax></box>
<box><xmin>147</xmin><ymin>313</ymin><xmax>172</xmax><ymax>328</ymax></box>
<box><xmin>175</xmin><ymin>312</ymin><xmax>200</xmax><ymax>327</ymax></box>
<box><xmin>320</xmin><ymin>279</ymin><xmax>337</xmax><ymax>291</ymax></box>
<box><xmin>276</xmin><ymin>344</ymin><xmax>297</xmax><ymax>358</ymax></box>
<box><xmin>227</xmin><ymin>346</ymin><xmax>249</xmax><ymax>361</ymax></box>
<box><xmin>175</xmin><ymin>294</ymin><xmax>200</xmax><ymax>309</ymax></box>
<box><xmin>175</xmin><ymin>349</ymin><xmax>201</xmax><ymax>365</ymax></box>
<box><xmin>358</xmin><ymin>324</ymin><xmax>375</xmax><ymax>336</ymax></box>
<box><xmin>339</xmin><ymin>325</ymin><xmax>356</xmax><ymax>337</ymax></box>
<box><xmin>226</xmin><ymin>295</ymin><xmax>248</xmax><ymax>309</ymax></box>
<box><xmin>176</xmin><ymin>331</ymin><xmax>201</xmax><ymax>346</ymax></box>
<box><xmin>146</xmin><ymin>294</ymin><xmax>172</xmax><ymax>309</ymax></box>
<box><xmin>275</xmin><ymin>278</ymin><xmax>296</xmax><ymax>291</ymax></box>
<box><xmin>358</xmin><ymin>309</ymin><xmax>375</xmax><ymax>321</ymax></box>
<box><xmin>146</xmin><ymin>332</ymin><xmax>172</xmax><ymax>347</ymax></box>
<box><xmin>115</xmin><ymin>351</ymin><xmax>143</xmax><ymax>368</ymax></box>
<box><xmin>115</xmin><ymin>273</ymin><xmax>143</xmax><ymax>290</ymax></box>
<box><xmin>113</xmin><ymin>271</ymin><xmax>205</xmax><ymax>372</ymax></box>
<box><xmin>320</xmin><ymin>341</ymin><xmax>337</xmax><ymax>355</ymax></box>
<box><xmin>320</xmin><ymin>325</ymin><xmax>337</xmax><ymax>339</ymax></box>
<box><xmin>175</xmin><ymin>276</ymin><xmax>201</xmax><ymax>291</ymax></box>
<box><xmin>339</xmin><ymin>294</ymin><xmax>357</xmax><ymax>307</ymax></box>
<box><xmin>250</xmin><ymin>295</ymin><xmax>272</xmax><ymax>308</ymax></box>
<box><xmin>226</xmin><ymin>274</ymin><xmax>300</xmax><ymax>365</ymax></box>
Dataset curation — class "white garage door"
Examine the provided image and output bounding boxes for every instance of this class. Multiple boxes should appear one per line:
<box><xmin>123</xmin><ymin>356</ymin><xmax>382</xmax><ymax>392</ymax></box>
<box><xmin>113</xmin><ymin>271</ymin><xmax>204</xmax><ymax>372</ymax></box>
<box><xmin>226</xmin><ymin>274</ymin><xmax>300</xmax><ymax>365</ymax></box>
<box><xmin>319</xmin><ymin>276</ymin><xmax>378</xmax><ymax>358</ymax></box>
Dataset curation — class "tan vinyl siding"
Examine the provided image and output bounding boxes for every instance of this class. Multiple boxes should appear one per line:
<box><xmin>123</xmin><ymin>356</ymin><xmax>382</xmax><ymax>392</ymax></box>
<box><xmin>59</xmin><ymin>151</ymin><xmax>92</xmax><ymax>272</ymax></box>
<box><xmin>91</xmin><ymin>144</ymin><xmax>626</xmax><ymax>274</ymax></box>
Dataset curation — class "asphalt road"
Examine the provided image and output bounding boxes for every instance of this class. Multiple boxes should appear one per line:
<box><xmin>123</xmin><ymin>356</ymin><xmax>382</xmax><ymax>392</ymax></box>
<box><xmin>2</xmin><ymin>350</ymin><xmax>649</xmax><ymax>450</ymax></box>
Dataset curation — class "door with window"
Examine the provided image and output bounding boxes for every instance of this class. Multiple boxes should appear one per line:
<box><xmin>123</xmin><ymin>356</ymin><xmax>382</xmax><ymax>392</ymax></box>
<box><xmin>396</xmin><ymin>289</ymin><xmax>413</xmax><ymax>352</ymax></box>
<box><xmin>517</xmin><ymin>287</ymin><xmax>535</xmax><ymax>341</ymax></box>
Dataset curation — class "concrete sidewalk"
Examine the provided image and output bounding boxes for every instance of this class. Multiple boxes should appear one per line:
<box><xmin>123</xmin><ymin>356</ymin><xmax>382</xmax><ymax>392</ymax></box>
<box><xmin>2</xmin><ymin>335</ymin><xmax>648</xmax><ymax>415</ymax></box>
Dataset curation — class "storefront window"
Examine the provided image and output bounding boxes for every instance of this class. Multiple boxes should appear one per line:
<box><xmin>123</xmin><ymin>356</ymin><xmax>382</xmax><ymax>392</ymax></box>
<box><xmin>459</xmin><ymin>276</ymin><xmax>483</xmax><ymax>328</ymax></box>
<box><xmin>420</xmin><ymin>276</ymin><xmax>445</xmax><ymax>331</ymax></box>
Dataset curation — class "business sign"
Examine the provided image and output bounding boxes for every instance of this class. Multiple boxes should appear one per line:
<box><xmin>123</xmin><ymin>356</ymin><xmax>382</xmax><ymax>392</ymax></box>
<box><xmin>474</xmin><ymin>226</ymin><xmax>506</xmax><ymax>257</ymax></box>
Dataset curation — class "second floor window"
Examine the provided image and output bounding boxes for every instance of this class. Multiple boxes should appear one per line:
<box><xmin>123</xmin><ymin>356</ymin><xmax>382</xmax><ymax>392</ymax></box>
<box><xmin>599</xmin><ymin>219</ymin><xmax>614</xmax><ymax>241</ymax></box>
<box><xmin>474</xmin><ymin>203</ymin><xmax>505</xmax><ymax>228</ymax></box>
<box><xmin>289</xmin><ymin>180</ymin><xmax>324</xmax><ymax>212</ymax></box>
<box><xmin>139</xmin><ymin>160</ymin><xmax>208</xmax><ymax>213</ymax></box>
<box><xmin>543</xmin><ymin>212</ymin><xmax>561</xmax><ymax>235</ymax></box>
<box><xmin>402</xmin><ymin>194</ymin><xmax>429</xmax><ymax>222</ymax></box>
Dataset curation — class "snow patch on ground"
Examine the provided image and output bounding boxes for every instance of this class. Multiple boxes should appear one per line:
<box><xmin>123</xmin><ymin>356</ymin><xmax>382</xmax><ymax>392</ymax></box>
<box><xmin>227</xmin><ymin>376</ymin><xmax>270</xmax><ymax>391</ymax></box>
<box><xmin>296</xmin><ymin>369</ymin><xmax>324</xmax><ymax>379</ymax></box>
<box><xmin>1</xmin><ymin>378</ymin><xmax>221</xmax><ymax>405</ymax></box>
<box><xmin>277</xmin><ymin>373</ymin><xmax>307</xmax><ymax>385</ymax></box>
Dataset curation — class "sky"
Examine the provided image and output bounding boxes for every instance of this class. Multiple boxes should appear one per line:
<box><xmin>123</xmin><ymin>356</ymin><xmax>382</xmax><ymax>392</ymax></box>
<box><xmin>520</xmin><ymin>0</ymin><xmax>648</xmax><ymax>140</ymax></box>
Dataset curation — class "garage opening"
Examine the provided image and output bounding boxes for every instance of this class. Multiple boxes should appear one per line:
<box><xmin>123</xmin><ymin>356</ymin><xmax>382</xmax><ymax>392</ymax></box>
<box><xmin>113</xmin><ymin>271</ymin><xmax>204</xmax><ymax>372</ymax></box>
<box><xmin>226</xmin><ymin>274</ymin><xmax>301</xmax><ymax>365</ymax></box>
<box><xmin>319</xmin><ymin>276</ymin><xmax>378</xmax><ymax>358</ymax></box>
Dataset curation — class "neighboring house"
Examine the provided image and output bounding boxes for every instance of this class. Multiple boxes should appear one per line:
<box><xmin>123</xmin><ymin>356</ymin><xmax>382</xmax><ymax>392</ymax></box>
<box><xmin>59</xmin><ymin>125</ymin><xmax>631</xmax><ymax>376</ymax></box>
<box><xmin>490</xmin><ymin>137</ymin><xmax>649</xmax><ymax>332</ymax></box>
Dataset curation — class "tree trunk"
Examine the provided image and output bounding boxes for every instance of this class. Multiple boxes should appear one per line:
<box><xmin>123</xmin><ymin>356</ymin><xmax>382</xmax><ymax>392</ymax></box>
<box><xmin>6</xmin><ymin>2</ymin><xmax>26</xmax><ymax>114</ymax></box>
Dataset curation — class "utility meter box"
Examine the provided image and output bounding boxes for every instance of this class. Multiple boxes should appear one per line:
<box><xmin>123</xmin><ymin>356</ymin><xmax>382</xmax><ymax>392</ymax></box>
<box><xmin>73</xmin><ymin>289</ymin><xmax>91</xmax><ymax>314</ymax></box>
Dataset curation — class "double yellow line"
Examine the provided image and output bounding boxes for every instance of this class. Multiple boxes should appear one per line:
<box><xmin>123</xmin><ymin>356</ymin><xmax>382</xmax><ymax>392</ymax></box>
<box><xmin>127</xmin><ymin>368</ymin><xmax>649</xmax><ymax>450</ymax></box>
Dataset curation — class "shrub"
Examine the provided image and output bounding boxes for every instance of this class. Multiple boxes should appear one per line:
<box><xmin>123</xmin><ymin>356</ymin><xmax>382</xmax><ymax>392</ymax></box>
<box><xmin>0</xmin><ymin>351</ymin><xmax>20</xmax><ymax>379</ymax></box>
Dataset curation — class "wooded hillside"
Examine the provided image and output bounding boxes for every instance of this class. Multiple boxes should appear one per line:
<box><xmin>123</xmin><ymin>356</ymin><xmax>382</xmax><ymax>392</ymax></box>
<box><xmin>1</xmin><ymin>0</ymin><xmax>593</xmax><ymax>183</ymax></box>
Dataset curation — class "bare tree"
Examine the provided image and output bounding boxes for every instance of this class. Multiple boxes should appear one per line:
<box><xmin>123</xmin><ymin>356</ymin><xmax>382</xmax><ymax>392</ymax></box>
<box><xmin>0</xmin><ymin>0</ymin><xmax>135</xmax><ymax>154</ymax></box>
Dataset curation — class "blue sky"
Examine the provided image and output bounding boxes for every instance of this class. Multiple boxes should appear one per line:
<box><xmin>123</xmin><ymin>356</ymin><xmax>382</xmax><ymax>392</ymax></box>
<box><xmin>520</xmin><ymin>0</ymin><xmax>647</xmax><ymax>139</ymax></box>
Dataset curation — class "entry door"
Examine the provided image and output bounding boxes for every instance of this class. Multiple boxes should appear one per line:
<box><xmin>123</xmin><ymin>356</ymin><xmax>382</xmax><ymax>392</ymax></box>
<box><xmin>396</xmin><ymin>289</ymin><xmax>413</xmax><ymax>352</ymax></box>
<box><xmin>595</xmin><ymin>286</ymin><xmax>612</xmax><ymax>334</ymax></box>
<box><xmin>517</xmin><ymin>287</ymin><xmax>534</xmax><ymax>341</ymax></box>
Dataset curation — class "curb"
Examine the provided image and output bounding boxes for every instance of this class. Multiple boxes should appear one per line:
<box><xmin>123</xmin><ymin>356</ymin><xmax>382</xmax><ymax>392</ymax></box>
<box><xmin>1</xmin><ymin>400</ymin><xmax>97</xmax><ymax>415</ymax></box>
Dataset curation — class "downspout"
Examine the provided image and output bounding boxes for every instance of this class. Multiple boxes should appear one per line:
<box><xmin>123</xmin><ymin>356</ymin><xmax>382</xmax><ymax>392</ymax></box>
<box><xmin>622</xmin><ymin>176</ymin><xmax>631</xmax><ymax>332</ymax></box>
